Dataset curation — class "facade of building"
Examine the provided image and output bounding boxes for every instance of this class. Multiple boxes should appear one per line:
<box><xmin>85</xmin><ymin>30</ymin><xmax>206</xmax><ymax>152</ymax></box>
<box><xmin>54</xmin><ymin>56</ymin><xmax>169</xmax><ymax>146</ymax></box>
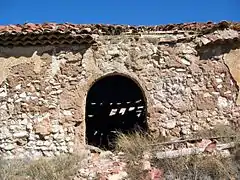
<box><xmin>0</xmin><ymin>22</ymin><xmax>239</xmax><ymax>158</ymax></box>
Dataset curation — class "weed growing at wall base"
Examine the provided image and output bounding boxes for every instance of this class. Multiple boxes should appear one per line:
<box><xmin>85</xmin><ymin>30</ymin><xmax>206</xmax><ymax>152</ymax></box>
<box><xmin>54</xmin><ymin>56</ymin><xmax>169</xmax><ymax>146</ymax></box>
<box><xmin>115</xmin><ymin>125</ymin><xmax>240</xmax><ymax>179</ymax></box>
<box><xmin>0</xmin><ymin>154</ymin><xmax>83</xmax><ymax>180</ymax></box>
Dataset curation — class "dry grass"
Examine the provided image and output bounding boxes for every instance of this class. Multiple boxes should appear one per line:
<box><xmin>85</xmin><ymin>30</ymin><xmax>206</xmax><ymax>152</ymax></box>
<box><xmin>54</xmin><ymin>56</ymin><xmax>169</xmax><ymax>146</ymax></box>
<box><xmin>1</xmin><ymin>125</ymin><xmax>239</xmax><ymax>180</ymax></box>
<box><xmin>116</xmin><ymin>125</ymin><xmax>240</xmax><ymax>180</ymax></box>
<box><xmin>153</xmin><ymin>154</ymin><xmax>240</xmax><ymax>179</ymax></box>
<box><xmin>116</xmin><ymin>132</ymin><xmax>151</xmax><ymax>160</ymax></box>
<box><xmin>115</xmin><ymin>131</ymin><xmax>168</xmax><ymax>179</ymax></box>
<box><xmin>191</xmin><ymin>124</ymin><xmax>240</xmax><ymax>159</ymax></box>
<box><xmin>116</xmin><ymin>131</ymin><xmax>168</xmax><ymax>160</ymax></box>
<box><xmin>0</xmin><ymin>154</ymin><xmax>84</xmax><ymax>180</ymax></box>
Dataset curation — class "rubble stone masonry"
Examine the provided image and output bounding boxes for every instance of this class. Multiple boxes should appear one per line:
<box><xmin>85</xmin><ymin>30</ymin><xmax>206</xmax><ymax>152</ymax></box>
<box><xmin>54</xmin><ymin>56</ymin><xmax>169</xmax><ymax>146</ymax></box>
<box><xmin>0</xmin><ymin>23</ymin><xmax>240</xmax><ymax>158</ymax></box>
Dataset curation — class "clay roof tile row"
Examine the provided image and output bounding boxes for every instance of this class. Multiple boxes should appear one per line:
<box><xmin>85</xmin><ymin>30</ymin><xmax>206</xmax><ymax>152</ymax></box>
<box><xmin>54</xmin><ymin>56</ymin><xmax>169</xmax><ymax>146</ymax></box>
<box><xmin>1</xmin><ymin>21</ymin><xmax>240</xmax><ymax>35</ymax></box>
<box><xmin>0</xmin><ymin>21</ymin><xmax>239</xmax><ymax>46</ymax></box>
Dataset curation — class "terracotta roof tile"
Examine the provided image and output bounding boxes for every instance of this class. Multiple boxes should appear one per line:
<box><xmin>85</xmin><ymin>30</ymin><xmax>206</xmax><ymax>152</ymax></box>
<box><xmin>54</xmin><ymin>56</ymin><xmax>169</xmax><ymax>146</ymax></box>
<box><xmin>0</xmin><ymin>21</ymin><xmax>238</xmax><ymax>35</ymax></box>
<box><xmin>0</xmin><ymin>21</ymin><xmax>239</xmax><ymax>46</ymax></box>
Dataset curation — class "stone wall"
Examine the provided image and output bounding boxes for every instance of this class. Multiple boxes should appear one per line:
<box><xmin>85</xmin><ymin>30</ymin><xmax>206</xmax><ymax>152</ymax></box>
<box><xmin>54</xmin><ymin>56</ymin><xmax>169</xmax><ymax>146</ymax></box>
<box><xmin>0</xmin><ymin>28</ymin><xmax>239</xmax><ymax>158</ymax></box>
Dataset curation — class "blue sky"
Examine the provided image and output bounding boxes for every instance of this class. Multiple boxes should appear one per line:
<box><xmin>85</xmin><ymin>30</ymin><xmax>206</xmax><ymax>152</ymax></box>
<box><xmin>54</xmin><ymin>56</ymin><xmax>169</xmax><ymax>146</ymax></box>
<box><xmin>0</xmin><ymin>0</ymin><xmax>239</xmax><ymax>25</ymax></box>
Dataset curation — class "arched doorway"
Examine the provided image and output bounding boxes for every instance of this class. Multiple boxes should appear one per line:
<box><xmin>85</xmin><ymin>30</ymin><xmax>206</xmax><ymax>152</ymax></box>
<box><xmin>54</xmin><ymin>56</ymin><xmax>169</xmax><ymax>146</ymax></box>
<box><xmin>85</xmin><ymin>74</ymin><xmax>147</xmax><ymax>149</ymax></box>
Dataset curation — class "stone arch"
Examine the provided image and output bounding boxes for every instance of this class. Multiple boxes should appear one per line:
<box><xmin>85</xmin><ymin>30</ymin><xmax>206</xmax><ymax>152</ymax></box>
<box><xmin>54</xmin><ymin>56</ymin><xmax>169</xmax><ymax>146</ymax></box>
<box><xmin>85</xmin><ymin>73</ymin><xmax>148</xmax><ymax>149</ymax></box>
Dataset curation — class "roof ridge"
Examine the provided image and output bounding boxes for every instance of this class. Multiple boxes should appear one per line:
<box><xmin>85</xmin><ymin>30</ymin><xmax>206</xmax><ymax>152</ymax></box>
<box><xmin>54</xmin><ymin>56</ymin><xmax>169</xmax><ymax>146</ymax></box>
<box><xmin>0</xmin><ymin>21</ymin><xmax>239</xmax><ymax>34</ymax></box>
<box><xmin>0</xmin><ymin>21</ymin><xmax>239</xmax><ymax>46</ymax></box>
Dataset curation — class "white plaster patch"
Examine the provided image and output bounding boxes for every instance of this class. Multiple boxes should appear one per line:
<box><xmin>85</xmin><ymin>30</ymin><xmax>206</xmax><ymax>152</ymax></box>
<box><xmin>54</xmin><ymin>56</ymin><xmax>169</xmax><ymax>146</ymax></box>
<box><xmin>63</xmin><ymin>110</ymin><xmax>72</xmax><ymax>116</ymax></box>
<box><xmin>217</xmin><ymin>96</ymin><xmax>228</xmax><ymax>109</ymax></box>
<box><xmin>51</xmin><ymin>55</ymin><xmax>60</xmax><ymax>76</ymax></box>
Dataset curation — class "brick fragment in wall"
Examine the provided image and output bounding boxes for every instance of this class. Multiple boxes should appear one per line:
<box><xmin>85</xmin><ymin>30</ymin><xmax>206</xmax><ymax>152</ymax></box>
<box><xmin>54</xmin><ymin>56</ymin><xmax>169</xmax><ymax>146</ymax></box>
<box><xmin>33</xmin><ymin>114</ymin><xmax>52</xmax><ymax>136</ymax></box>
<box><xmin>193</xmin><ymin>94</ymin><xmax>216</xmax><ymax>110</ymax></box>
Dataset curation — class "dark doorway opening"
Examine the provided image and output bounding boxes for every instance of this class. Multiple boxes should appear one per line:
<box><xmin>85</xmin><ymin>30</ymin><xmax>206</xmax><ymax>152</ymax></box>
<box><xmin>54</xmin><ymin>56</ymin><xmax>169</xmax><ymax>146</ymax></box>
<box><xmin>85</xmin><ymin>75</ymin><xmax>147</xmax><ymax>149</ymax></box>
